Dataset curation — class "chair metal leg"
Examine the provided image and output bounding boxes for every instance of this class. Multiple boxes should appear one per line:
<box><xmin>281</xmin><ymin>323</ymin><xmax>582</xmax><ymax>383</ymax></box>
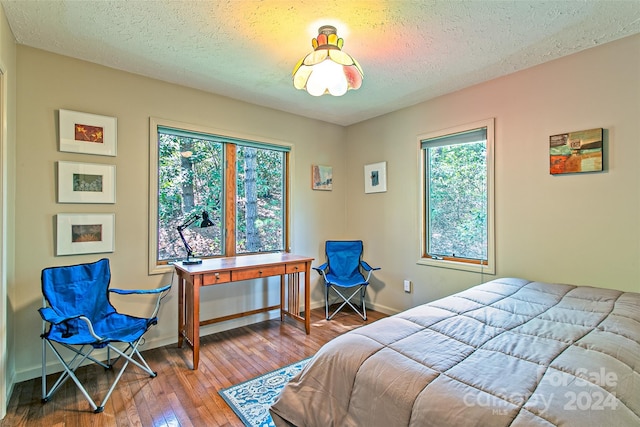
<box><xmin>99</xmin><ymin>341</ymin><xmax>143</xmax><ymax>412</ymax></box>
<box><xmin>106</xmin><ymin>340</ymin><xmax>156</xmax><ymax>377</ymax></box>
<box><xmin>325</xmin><ymin>285</ymin><xmax>330</xmax><ymax>320</ymax></box>
<box><xmin>41</xmin><ymin>338</ymin><xmax>158</xmax><ymax>413</ymax></box>
<box><xmin>41</xmin><ymin>336</ymin><xmax>47</xmax><ymax>403</ymax></box>
<box><xmin>43</xmin><ymin>343</ymin><xmax>94</xmax><ymax>401</ymax></box>
<box><xmin>361</xmin><ymin>286</ymin><xmax>367</xmax><ymax>320</ymax></box>
<box><xmin>42</xmin><ymin>340</ymin><xmax>100</xmax><ymax>411</ymax></box>
<box><xmin>326</xmin><ymin>285</ymin><xmax>368</xmax><ymax>321</ymax></box>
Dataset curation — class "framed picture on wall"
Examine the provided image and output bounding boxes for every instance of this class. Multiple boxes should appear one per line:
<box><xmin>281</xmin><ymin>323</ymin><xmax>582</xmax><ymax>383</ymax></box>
<box><xmin>59</xmin><ymin>109</ymin><xmax>117</xmax><ymax>156</ymax></box>
<box><xmin>549</xmin><ymin>128</ymin><xmax>603</xmax><ymax>175</ymax></box>
<box><xmin>56</xmin><ymin>213</ymin><xmax>115</xmax><ymax>256</ymax></box>
<box><xmin>57</xmin><ymin>161</ymin><xmax>116</xmax><ymax>203</ymax></box>
<box><xmin>364</xmin><ymin>161</ymin><xmax>387</xmax><ymax>193</ymax></box>
<box><xmin>311</xmin><ymin>165</ymin><xmax>333</xmax><ymax>190</ymax></box>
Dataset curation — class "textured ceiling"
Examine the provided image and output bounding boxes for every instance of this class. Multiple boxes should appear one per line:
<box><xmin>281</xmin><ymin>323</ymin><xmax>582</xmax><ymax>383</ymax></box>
<box><xmin>2</xmin><ymin>0</ymin><xmax>640</xmax><ymax>126</ymax></box>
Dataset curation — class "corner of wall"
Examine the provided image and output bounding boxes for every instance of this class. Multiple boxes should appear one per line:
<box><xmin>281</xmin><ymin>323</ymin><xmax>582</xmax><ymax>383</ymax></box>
<box><xmin>0</xmin><ymin>3</ymin><xmax>18</xmax><ymax>418</ymax></box>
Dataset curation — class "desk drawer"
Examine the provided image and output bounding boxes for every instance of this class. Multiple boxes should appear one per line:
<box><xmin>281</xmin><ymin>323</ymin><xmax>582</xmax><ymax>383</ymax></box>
<box><xmin>202</xmin><ymin>271</ymin><xmax>231</xmax><ymax>285</ymax></box>
<box><xmin>232</xmin><ymin>265</ymin><xmax>285</xmax><ymax>281</ymax></box>
<box><xmin>286</xmin><ymin>262</ymin><xmax>306</xmax><ymax>274</ymax></box>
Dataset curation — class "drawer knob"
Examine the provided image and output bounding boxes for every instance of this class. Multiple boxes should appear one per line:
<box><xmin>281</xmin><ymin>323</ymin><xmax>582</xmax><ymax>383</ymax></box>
<box><xmin>215</xmin><ymin>272</ymin><xmax>220</xmax><ymax>279</ymax></box>
<box><xmin>258</xmin><ymin>270</ymin><xmax>263</xmax><ymax>275</ymax></box>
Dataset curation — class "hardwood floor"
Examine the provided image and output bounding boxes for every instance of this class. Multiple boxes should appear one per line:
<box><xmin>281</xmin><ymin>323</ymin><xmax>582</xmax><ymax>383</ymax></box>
<box><xmin>1</xmin><ymin>307</ymin><xmax>387</xmax><ymax>427</ymax></box>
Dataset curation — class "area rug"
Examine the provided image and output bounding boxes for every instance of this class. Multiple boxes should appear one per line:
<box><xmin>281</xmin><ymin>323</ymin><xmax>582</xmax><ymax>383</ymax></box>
<box><xmin>219</xmin><ymin>357</ymin><xmax>312</xmax><ymax>427</ymax></box>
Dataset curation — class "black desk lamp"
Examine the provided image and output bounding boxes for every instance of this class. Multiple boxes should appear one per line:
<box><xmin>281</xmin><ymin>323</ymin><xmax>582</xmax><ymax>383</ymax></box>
<box><xmin>177</xmin><ymin>211</ymin><xmax>214</xmax><ymax>265</ymax></box>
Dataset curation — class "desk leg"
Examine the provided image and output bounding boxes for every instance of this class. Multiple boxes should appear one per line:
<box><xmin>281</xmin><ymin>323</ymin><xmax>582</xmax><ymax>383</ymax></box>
<box><xmin>304</xmin><ymin>262</ymin><xmax>311</xmax><ymax>334</ymax></box>
<box><xmin>177</xmin><ymin>272</ymin><xmax>184</xmax><ymax>348</ymax></box>
<box><xmin>192</xmin><ymin>275</ymin><xmax>201</xmax><ymax>370</ymax></box>
<box><xmin>280</xmin><ymin>274</ymin><xmax>285</xmax><ymax>322</ymax></box>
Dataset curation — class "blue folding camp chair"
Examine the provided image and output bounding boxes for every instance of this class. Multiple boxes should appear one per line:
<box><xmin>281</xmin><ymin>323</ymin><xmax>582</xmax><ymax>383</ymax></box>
<box><xmin>313</xmin><ymin>240</ymin><xmax>380</xmax><ymax>320</ymax></box>
<box><xmin>39</xmin><ymin>258</ymin><xmax>171</xmax><ymax>413</ymax></box>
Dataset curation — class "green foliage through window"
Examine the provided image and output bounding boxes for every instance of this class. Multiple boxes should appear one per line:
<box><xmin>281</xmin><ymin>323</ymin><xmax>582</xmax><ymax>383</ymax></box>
<box><xmin>236</xmin><ymin>146</ymin><xmax>284</xmax><ymax>254</ymax></box>
<box><xmin>422</xmin><ymin>127</ymin><xmax>488</xmax><ymax>262</ymax></box>
<box><xmin>157</xmin><ymin>127</ymin><xmax>287</xmax><ymax>262</ymax></box>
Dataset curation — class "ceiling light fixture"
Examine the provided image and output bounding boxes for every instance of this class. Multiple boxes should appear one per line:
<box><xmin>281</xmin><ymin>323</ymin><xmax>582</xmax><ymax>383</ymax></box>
<box><xmin>292</xmin><ymin>25</ymin><xmax>363</xmax><ymax>97</ymax></box>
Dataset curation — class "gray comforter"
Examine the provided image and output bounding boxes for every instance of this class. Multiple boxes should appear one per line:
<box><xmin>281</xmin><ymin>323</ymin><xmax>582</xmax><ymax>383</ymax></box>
<box><xmin>270</xmin><ymin>278</ymin><xmax>640</xmax><ymax>426</ymax></box>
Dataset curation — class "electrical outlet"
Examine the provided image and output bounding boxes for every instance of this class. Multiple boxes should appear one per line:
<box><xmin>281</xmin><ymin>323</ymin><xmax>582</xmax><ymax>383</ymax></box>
<box><xmin>403</xmin><ymin>280</ymin><xmax>412</xmax><ymax>293</ymax></box>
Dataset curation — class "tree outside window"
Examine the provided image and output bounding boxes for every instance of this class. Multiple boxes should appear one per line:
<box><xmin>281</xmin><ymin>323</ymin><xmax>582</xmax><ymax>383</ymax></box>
<box><xmin>419</xmin><ymin>119</ymin><xmax>495</xmax><ymax>273</ymax></box>
<box><xmin>427</xmin><ymin>141</ymin><xmax>487</xmax><ymax>260</ymax></box>
<box><xmin>235</xmin><ymin>146</ymin><xmax>285</xmax><ymax>254</ymax></box>
<box><xmin>153</xmin><ymin>123</ymin><xmax>288</xmax><ymax>267</ymax></box>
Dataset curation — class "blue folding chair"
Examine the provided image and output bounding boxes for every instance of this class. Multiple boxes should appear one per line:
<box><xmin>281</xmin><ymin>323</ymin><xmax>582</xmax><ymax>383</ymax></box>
<box><xmin>39</xmin><ymin>258</ymin><xmax>171</xmax><ymax>413</ymax></box>
<box><xmin>313</xmin><ymin>240</ymin><xmax>380</xmax><ymax>320</ymax></box>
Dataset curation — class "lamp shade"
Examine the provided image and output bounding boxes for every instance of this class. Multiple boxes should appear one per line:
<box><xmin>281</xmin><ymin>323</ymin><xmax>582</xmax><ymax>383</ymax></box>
<box><xmin>177</xmin><ymin>210</ymin><xmax>213</xmax><ymax>265</ymax></box>
<box><xmin>199</xmin><ymin>211</ymin><xmax>214</xmax><ymax>228</ymax></box>
<box><xmin>292</xmin><ymin>25</ymin><xmax>363</xmax><ymax>96</ymax></box>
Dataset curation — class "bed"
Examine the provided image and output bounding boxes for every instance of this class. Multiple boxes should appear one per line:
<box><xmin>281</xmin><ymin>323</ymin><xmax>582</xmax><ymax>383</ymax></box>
<box><xmin>270</xmin><ymin>278</ymin><xmax>640</xmax><ymax>426</ymax></box>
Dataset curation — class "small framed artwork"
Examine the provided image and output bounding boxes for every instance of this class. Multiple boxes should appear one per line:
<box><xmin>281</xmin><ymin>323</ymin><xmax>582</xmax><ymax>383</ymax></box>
<box><xmin>364</xmin><ymin>161</ymin><xmax>387</xmax><ymax>193</ymax></box>
<box><xmin>56</xmin><ymin>213</ymin><xmax>115</xmax><ymax>256</ymax></box>
<box><xmin>57</xmin><ymin>161</ymin><xmax>116</xmax><ymax>203</ymax></box>
<box><xmin>59</xmin><ymin>109</ymin><xmax>117</xmax><ymax>156</ymax></box>
<box><xmin>550</xmin><ymin>128</ymin><xmax>603</xmax><ymax>175</ymax></box>
<box><xmin>311</xmin><ymin>165</ymin><xmax>333</xmax><ymax>190</ymax></box>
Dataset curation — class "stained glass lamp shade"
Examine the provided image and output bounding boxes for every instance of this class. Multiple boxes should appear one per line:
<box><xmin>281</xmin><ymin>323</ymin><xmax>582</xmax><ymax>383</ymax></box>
<box><xmin>292</xmin><ymin>25</ymin><xmax>363</xmax><ymax>96</ymax></box>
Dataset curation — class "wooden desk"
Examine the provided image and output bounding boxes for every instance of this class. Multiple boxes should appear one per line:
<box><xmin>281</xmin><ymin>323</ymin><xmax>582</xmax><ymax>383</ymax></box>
<box><xmin>174</xmin><ymin>253</ymin><xmax>314</xmax><ymax>369</ymax></box>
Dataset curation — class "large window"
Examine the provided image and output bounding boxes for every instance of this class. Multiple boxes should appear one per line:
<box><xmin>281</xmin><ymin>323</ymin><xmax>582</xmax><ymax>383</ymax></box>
<box><xmin>419</xmin><ymin>118</ymin><xmax>495</xmax><ymax>273</ymax></box>
<box><xmin>149</xmin><ymin>118</ymin><xmax>290</xmax><ymax>273</ymax></box>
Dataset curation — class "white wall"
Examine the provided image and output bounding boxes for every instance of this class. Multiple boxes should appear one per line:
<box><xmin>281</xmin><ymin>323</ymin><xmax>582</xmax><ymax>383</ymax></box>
<box><xmin>346</xmin><ymin>34</ymin><xmax>640</xmax><ymax>313</ymax></box>
<box><xmin>12</xmin><ymin>46</ymin><xmax>348</xmax><ymax>382</ymax></box>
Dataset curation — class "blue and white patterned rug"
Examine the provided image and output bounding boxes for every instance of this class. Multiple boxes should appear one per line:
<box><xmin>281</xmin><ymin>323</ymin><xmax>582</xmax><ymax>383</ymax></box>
<box><xmin>219</xmin><ymin>357</ymin><xmax>312</xmax><ymax>427</ymax></box>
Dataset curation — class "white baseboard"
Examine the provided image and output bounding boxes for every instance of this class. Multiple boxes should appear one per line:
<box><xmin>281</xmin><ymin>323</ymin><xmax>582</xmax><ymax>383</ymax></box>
<box><xmin>366</xmin><ymin>301</ymin><xmax>400</xmax><ymax>316</ymax></box>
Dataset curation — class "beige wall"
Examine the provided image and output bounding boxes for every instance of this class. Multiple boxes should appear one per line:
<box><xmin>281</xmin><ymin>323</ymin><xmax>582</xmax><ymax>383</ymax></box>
<box><xmin>346</xmin><ymin>34</ymin><xmax>640</xmax><ymax>313</ymax></box>
<box><xmin>0</xmin><ymin>3</ymin><xmax>16</xmax><ymax>416</ymax></box>
<box><xmin>12</xmin><ymin>46</ymin><xmax>347</xmax><ymax>381</ymax></box>
<box><xmin>6</xmin><ymin>33</ymin><xmax>640</xmax><ymax>386</ymax></box>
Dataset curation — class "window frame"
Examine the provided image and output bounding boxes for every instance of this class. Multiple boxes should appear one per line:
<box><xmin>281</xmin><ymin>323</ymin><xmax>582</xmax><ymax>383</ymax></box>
<box><xmin>148</xmin><ymin>117</ymin><xmax>292</xmax><ymax>274</ymax></box>
<box><xmin>417</xmin><ymin>118</ymin><xmax>495</xmax><ymax>274</ymax></box>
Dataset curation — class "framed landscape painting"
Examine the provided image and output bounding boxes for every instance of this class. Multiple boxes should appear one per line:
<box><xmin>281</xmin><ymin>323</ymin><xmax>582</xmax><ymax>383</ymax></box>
<box><xmin>59</xmin><ymin>109</ymin><xmax>117</xmax><ymax>156</ymax></box>
<box><xmin>56</xmin><ymin>213</ymin><xmax>115</xmax><ymax>255</ymax></box>
<box><xmin>57</xmin><ymin>161</ymin><xmax>116</xmax><ymax>203</ymax></box>
<box><xmin>311</xmin><ymin>165</ymin><xmax>333</xmax><ymax>190</ymax></box>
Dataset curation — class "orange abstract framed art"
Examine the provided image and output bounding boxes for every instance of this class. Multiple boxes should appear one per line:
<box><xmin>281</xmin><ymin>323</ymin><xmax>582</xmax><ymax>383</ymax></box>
<box><xmin>59</xmin><ymin>109</ymin><xmax>117</xmax><ymax>156</ymax></box>
<box><xmin>550</xmin><ymin>128</ymin><xmax>603</xmax><ymax>175</ymax></box>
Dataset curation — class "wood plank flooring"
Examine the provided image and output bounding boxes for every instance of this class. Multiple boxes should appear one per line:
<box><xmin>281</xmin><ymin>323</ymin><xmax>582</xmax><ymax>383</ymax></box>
<box><xmin>1</xmin><ymin>307</ymin><xmax>387</xmax><ymax>427</ymax></box>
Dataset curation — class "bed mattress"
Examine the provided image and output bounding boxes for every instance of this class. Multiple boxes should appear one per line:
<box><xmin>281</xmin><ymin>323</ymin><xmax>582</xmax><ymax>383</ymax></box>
<box><xmin>270</xmin><ymin>278</ymin><xmax>640</xmax><ymax>426</ymax></box>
